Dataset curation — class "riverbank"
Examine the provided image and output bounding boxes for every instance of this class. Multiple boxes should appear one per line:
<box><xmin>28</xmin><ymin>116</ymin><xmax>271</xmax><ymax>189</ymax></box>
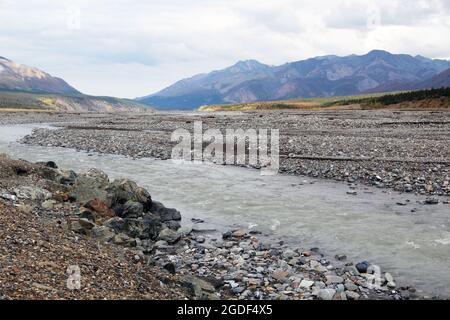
<box><xmin>0</xmin><ymin>154</ymin><xmax>420</xmax><ymax>300</ymax></box>
<box><xmin>3</xmin><ymin>109</ymin><xmax>447</xmax><ymax>196</ymax></box>
<box><xmin>0</xmin><ymin>155</ymin><xmax>188</xmax><ymax>299</ymax></box>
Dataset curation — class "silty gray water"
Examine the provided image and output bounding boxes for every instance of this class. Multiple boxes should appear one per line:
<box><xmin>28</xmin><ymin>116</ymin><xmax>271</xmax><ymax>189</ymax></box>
<box><xmin>0</xmin><ymin>124</ymin><xmax>449</xmax><ymax>297</ymax></box>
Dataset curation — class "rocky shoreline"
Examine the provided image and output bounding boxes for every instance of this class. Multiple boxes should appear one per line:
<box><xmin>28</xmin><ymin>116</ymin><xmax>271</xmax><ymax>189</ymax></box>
<box><xmin>9</xmin><ymin>110</ymin><xmax>449</xmax><ymax>196</ymax></box>
<box><xmin>0</xmin><ymin>154</ymin><xmax>426</xmax><ymax>300</ymax></box>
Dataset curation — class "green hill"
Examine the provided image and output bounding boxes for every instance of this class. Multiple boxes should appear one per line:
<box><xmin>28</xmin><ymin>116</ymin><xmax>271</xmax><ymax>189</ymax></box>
<box><xmin>199</xmin><ymin>88</ymin><xmax>450</xmax><ymax>111</ymax></box>
<box><xmin>0</xmin><ymin>90</ymin><xmax>152</xmax><ymax>112</ymax></box>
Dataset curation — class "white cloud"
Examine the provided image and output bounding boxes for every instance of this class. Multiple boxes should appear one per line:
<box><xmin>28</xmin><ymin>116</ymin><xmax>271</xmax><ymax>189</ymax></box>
<box><xmin>0</xmin><ymin>0</ymin><xmax>449</xmax><ymax>97</ymax></box>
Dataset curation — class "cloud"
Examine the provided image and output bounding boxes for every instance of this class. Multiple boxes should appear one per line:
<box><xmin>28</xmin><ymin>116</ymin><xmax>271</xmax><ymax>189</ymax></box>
<box><xmin>0</xmin><ymin>0</ymin><xmax>448</xmax><ymax>97</ymax></box>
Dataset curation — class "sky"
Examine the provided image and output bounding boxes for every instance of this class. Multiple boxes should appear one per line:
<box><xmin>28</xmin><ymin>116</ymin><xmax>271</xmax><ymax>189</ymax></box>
<box><xmin>0</xmin><ymin>0</ymin><xmax>449</xmax><ymax>98</ymax></box>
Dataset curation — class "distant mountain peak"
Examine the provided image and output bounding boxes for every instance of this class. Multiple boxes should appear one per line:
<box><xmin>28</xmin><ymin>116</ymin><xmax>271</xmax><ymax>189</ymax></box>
<box><xmin>235</xmin><ymin>59</ymin><xmax>264</xmax><ymax>66</ymax></box>
<box><xmin>367</xmin><ymin>49</ymin><xmax>392</xmax><ymax>56</ymax></box>
<box><xmin>228</xmin><ymin>59</ymin><xmax>269</xmax><ymax>72</ymax></box>
<box><xmin>314</xmin><ymin>55</ymin><xmax>338</xmax><ymax>60</ymax></box>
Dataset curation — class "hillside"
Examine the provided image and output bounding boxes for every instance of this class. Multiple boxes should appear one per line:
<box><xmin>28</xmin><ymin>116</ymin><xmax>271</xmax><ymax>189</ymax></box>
<box><xmin>199</xmin><ymin>88</ymin><xmax>450</xmax><ymax>111</ymax></box>
<box><xmin>0</xmin><ymin>90</ymin><xmax>150</xmax><ymax>112</ymax></box>
<box><xmin>138</xmin><ymin>50</ymin><xmax>450</xmax><ymax>110</ymax></box>
<box><xmin>0</xmin><ymin>56</ymin><xmax>151</xmax><ymax>112</ymax></box>
<box><xmin>0</xmin><ymin>56</ymin><xmax>79</xmax><ymax>94</ymax></box>
<box><xmin>367</xmin><ymin>68</ymin><xmax>450</xmax><ymax>92</ymax></box>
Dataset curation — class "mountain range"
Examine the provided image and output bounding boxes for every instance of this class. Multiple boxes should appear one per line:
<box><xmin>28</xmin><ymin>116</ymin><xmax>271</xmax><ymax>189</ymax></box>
<box><xmin>0</xmin><ymin>56</ymin><xmax>149</xmax><ymax>112</ymax></box>
<box><xmin>137</xmin><ymin>50</ymin><xmax>450</xmax><ymax>110</ymax></box>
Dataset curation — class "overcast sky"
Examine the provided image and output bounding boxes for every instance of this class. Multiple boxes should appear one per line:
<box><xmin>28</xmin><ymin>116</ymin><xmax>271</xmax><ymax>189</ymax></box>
<box><xmin>1</xmin><ymin>0</ymin><xmax>449</xmax><ymax>98</ymax></box>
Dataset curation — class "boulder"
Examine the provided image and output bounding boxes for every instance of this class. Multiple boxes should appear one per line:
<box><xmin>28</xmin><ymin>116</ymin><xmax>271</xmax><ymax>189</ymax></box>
<box><xmin>123</xmin><ymin>216</ymin><xmax>161</xmax><ymax>240</ymax></box>
<box><xmin>79</xmin><ymin>208</ymin><xmax>96</xmax><ymax>222</ymax></box>
<box><xmin>112</xmin><ymin>233</ymin><xmax>135</xmax><ymax>246</ymax></box>
<box><xmin>164</xmin><ymin>220</ymin><xmax>181</xmax><ymax>230</ymax></box>
<box><xmin>178</xmin><ymin>226</ymin><xmax>192</xmax><ymax>237</ymax></box>
<box><xmin>69</xmin><ymin>218</ymin><xmax>95</xmax><ymax>235</ymax></box>
<box><xmin>149</xmin><ymin>201</ymin><xmax>181</xmax><ymax>221</ymax></box>
<box><xmin>91</xmin><ymin>226</ymin><xmax>115</xmax><ymax>242</ymax></box>
<box><xmin>36</xmin><ymin>167</ymin><xmax>61</xmax><ymax>182</ymax></box>
<box><xmin>122</xmin><ymin>200</ymin><xmax>144</xmax><ymax>218</ymax></box>
<box><xmin>158</xmin><ymin>228</ymin><xmax>181</xmax><ymax>244</ymax></box>
<box><xmin>184</xmin><ymin>276</ymin><xmax>218</xmax><ymax>300</ymax></box>
<box><xmin>355</xmin><ymin>261</ymin><xmax>370</xmax><ymax>273</ymax></box>
<box><xmin>14</xmin><ymin>186</ymin><xmax>52</xmax><ymax>201</ymax></box>
<box><xmin>103</xmin><ymin>217</ymin><xmax>126</xmax><ymax>233</ymax></box>
<box><xmin>46</xmin><ymin>161</ymin><xmax>58</xmax><ymax>169</ymax></box>
<box><xmin>36</xmin><ymin>167</ymin><xmax>76</xmax><ymax>185</ymax></box>
<box><xmin>69</xmin><ymin>169</ymin><xmax>110</xmax><ymax>204</ymax></box>
<box><xmin>83</xmin><ymin>198</ymin><xmax>115</xmax><ymax>222</ymax></box>
<box><xmin>57</xmin><ymin>170</ymin><xmax>77</xmax><ymax>185</ymax></box>
<box><xmin>163</xmin><ymin>262</ymin><xmax>176</xmax><ymax>274</ymax></box>
<box><xmin>35</xmin><ymin>160</ymin><xmax>58</xmax><ymax>169</ymax></box>
<box><xmin>107</xmin><ymin>179</ymin><xmax>152</xmax><ymax>211</ymax></box>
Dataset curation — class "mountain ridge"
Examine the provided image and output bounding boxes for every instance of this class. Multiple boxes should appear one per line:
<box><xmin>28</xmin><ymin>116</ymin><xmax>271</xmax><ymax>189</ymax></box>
<box><xmin>137</xmin><ymin>50</ymin><xmax>450</xmax><ymax>110</ymax></box>
<box><xmin>0</xmin><ymin>56</ymin><xmax>80</xmax><ymax>95</ymax></box>
<box><xmin>0</xmin><ymin>56</ymin><xmax>151</xmax><ymax>112</ymax></box>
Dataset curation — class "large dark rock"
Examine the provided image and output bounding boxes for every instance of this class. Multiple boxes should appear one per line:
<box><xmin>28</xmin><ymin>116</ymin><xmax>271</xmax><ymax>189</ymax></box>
<box><xmin>158</xmin><ymin>228</ymin><xmax>182</xmax><ymax>244</ymax></box>
<box><xmin>123</xmin><ymin>216</ymin><xmax>161</xmax><ymax>240</ymax></box>
<box><xmin>183</xmin><ymin>276</ymin><xmax>219</xmax><ymax>300</ymax></box>
<box><xmin>150</xmin><ymin>201</ymin><xmax>181</xmax><ymax>221</ymax></box>
<box><xmin>57</xmin><ymin>170</ymin><xmax>77</xmax><ymax>186</ymax></box>
<box><xmin>356</xmin><ymin>261</ymin><xmax>370</xmax><ymax>273</ymax></box>
<box><xmin>91</xmin><ymin>226</ymin><xmax>115</xmax><ymax>242</ymax></box>
<box><xmin>122</xmin><ymin>200</ymin><xmax>144</xmax><ymax>218</ymax></box>
<box><xmin>36</xmin><ymin>167</ymin><xmax>59</xmax><ymax>181</ymax></box>
<box><xmin>36</xmin><ymin>161</ymin><xmax>58</xmax><ymax>169</ymax></box>
<box><xmin>37</xmin><ymin>166</ymin><xmax>77</xmax><ymax>186</ymax></box>
<box><xmin>104</xmin><ymin>217</ymin><xmax>126</xmax><ymax>233</ymax></box>
<box><xmin>79</xmin><ymin>208</ymin><xmax>96</xmax><ymax>222</ymax></box>
<box><xmin>107</xmin><ymin>179</ymin><xmax>152</xmax><ymax>211</ymax></box>
<box><xmin>164</xmin><ymin>220</ymin><xmax>181</xmax><ymax>230</ymax></box>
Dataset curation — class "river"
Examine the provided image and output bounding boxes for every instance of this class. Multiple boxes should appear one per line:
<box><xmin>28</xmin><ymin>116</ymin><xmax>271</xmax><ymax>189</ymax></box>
<box><xmin>0</xmin><ymin>124</ymin><xmax>449</xmax><ymax>297</ymax></box>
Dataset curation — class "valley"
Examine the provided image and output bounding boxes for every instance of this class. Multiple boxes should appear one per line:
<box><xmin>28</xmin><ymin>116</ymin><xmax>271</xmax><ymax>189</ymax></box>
<box><xmin>0</xmin><ymin>108</ymin><xmax>449</xmax><ymax>299</ymax></box>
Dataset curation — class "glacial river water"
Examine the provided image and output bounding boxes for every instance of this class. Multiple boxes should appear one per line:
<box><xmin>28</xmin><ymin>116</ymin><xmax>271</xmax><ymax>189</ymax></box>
<box><xmin>0</xmin><ymin>124</ymin><xmax>449</xmax><ymax>297</ymax></box>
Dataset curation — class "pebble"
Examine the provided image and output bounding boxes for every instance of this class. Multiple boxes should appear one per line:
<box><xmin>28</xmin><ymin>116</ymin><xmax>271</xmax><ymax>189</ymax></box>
<box><xmin>325</xmin><ymin>275</ymin><xmax>344</xmax><ymax>284</ymax></box>
<box><xmin>317</xmin><ymin>289</ymin><xmax>336</xmax><ymax>300</ymax></box>
<box><xmin>271</xmin><ymin>270</ymin><xmax>290</xmax><ymax>282</ymax></box>
<box><xmin>425</xmin><ymin>198</ymin><xmax>439</xmax><ymax>205</ymax></box>
<box><xmin>299</xmin><ymin>280</ymin><xmax>314</xmax><ymax>289</ymax></box>
<box><xmin>355</xmin><ymin>261</ymin><xmax>370</xmax><ymax>273</ymax></box>
<box><xmin>344</xmin><ymin>281</ymin><xmax>358</xmax><ymax>291</ymax></box>
<box><xmin>345</xmin><ymin>290</ymin><xmax>360</xmax><ymax>300</ymax></box>
<box><xmin>335</xmin><ymin>254</ymin><xmax>347</xmax><ymax>261</ymax></box>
